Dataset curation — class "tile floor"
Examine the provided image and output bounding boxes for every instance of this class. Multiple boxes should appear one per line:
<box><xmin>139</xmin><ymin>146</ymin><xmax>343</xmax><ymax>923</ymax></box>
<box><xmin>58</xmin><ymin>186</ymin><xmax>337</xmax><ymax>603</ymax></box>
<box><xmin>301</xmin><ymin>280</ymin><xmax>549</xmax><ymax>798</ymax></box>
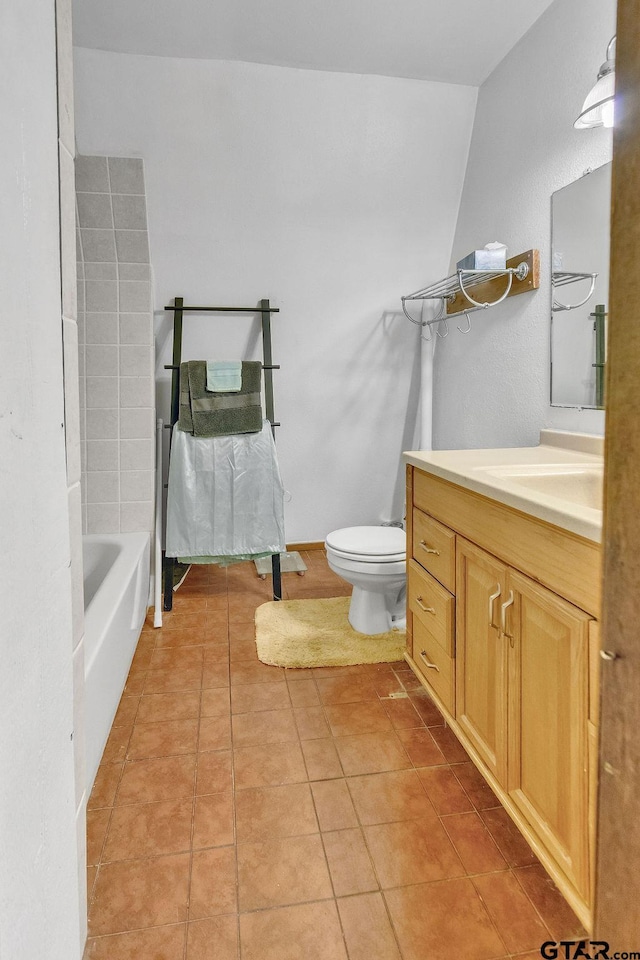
<box><xmin>85</xmin><ymin>550</ymin><xmax>586</xmax><ymax>959</ymax></box>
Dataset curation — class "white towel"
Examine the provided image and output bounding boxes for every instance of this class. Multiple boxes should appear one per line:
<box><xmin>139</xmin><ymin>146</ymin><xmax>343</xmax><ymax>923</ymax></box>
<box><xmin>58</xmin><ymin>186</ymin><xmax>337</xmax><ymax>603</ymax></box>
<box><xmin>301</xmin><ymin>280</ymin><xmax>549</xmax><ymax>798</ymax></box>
<box><xmin>165</xmin><ymin>421</ymin><xmax>285</xmax><ymax>559</ymax></box>
<box><xmin>206</xmin><ymin>360</ymin><xmax>242</xmax><ymax>392</ymax></box>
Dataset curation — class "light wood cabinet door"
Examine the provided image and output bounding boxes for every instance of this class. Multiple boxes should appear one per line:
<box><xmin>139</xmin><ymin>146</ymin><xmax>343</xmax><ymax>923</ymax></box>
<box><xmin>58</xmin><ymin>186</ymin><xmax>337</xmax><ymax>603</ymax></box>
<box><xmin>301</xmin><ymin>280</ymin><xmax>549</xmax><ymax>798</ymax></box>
<box><xmin>507</xmin><ymin>569</ymin><xmax>591</xmax><ymax>900</ymax></box>
<box><xmin>456</xmin><ymin>538</ymin><xmax>508</xmax><ymax>785</ymax></box>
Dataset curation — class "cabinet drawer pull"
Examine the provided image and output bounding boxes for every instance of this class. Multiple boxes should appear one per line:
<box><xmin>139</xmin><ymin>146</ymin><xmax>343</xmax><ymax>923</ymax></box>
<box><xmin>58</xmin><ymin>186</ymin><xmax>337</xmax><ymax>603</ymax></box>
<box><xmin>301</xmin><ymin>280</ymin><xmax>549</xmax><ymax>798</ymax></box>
<box><xmin>419</xmin><ymin>540</ymin><xmax>440</xmax><ymax>556</ymax></box>
<box><xmin>600</xmin><ymin>650</ymin><xmax>618</xmax><ymax>661</ymax></box>
<box><xmin>416</xmin><ymin>596</ymin><xmax>436</xmax><ymax>614</ymax></box>
<box><xmin>419</xmin><ymin>650</ymin><xmax>440</xmax><ymax>671</ymax></box>
<box><xmin>488</xmin><ymin>585</ymin><xmax>501</xmax><ymax>629</ymax></box>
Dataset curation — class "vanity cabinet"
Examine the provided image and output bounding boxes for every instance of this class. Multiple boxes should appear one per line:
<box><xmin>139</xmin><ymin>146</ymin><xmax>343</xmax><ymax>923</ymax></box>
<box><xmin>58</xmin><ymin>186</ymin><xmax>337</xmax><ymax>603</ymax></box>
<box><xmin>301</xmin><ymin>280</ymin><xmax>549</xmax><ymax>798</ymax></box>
<box><xmin>457</xmin><ymin>539</ymin><xmax>591</xmax><ymax>899</ymax></box>
<box><xmin>405</xmin><ymin>464</ymin><xmax>601</xmax><ymax>927</ymax></box>
<box><xmin>455</xmin><ymin>538</ymin><xmax>508</xmax><ymax>785</ymax></box>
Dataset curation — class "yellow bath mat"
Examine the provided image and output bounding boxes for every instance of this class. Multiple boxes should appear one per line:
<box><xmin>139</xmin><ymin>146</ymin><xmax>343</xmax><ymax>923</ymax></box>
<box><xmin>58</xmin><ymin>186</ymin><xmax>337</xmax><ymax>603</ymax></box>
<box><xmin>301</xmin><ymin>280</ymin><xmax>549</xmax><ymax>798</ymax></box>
<box><xmin>254</xmin><ymin>596</ymin><xmax>405</xmax><ymax>668</ymax></box>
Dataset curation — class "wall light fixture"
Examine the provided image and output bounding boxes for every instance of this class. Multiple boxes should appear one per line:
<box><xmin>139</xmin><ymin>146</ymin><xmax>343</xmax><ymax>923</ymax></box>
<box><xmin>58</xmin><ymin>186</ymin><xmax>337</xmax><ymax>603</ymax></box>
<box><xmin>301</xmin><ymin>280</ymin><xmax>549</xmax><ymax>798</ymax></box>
<box><xmin>574</xmin><ymin>36</ymin><xmax>616</xmax><ymax>129</ymax></box>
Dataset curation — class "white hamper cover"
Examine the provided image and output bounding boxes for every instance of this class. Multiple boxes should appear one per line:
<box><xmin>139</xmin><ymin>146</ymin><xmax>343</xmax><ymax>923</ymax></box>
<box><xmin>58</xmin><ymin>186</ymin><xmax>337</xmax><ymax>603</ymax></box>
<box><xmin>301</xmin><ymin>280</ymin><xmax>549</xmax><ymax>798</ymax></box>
<box><xmin>165</xmin><ymin>420</ymin><xmax>285</xmax><ymax>558</ymax></box>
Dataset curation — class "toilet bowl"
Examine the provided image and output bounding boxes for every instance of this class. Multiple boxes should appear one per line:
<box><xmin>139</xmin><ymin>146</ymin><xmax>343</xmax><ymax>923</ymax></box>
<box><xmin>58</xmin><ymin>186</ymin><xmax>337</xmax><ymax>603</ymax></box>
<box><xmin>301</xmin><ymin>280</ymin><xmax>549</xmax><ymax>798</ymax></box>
<box><xmin>324</xmin><ymin>526</ymin><xmax>406</xmax><ymax>635</ymax></box>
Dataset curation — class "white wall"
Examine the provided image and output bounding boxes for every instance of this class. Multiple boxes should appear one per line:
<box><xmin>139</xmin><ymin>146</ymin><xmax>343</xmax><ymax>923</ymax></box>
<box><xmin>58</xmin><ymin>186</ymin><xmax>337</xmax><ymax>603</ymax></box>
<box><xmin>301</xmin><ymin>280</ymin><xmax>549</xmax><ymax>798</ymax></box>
<box><xmin>73</xmin><ymin>49</ymin><xmax>477</xmax><ymax>540</ymax></box>
<box><xmin>0</xmin><ymin>0</ymin><xmax>83</xmax><ymax>956</ymax></box>
<box><xmin>433</xmin><ymin>0</ymin><xmax>615</xmax><ymax>450</ymax></box>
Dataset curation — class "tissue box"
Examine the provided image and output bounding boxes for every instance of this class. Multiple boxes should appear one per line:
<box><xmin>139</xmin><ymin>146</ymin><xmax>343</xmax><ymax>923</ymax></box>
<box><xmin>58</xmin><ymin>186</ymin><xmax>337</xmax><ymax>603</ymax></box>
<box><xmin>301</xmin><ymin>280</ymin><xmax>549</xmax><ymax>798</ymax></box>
<box><xmin>457</xmin><ymin>247</ymin><xmax>507</xmax><ymax>271</ymax></box>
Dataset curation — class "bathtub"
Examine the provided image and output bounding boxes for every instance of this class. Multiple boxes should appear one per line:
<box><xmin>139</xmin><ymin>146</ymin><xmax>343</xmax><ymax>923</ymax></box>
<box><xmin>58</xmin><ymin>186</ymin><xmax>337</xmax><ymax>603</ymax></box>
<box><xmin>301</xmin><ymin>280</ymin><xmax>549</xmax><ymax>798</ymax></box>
<box><xmin>83</xmin><ymin>532</ymin><xmax>150</xmax><ymax>792</ymax></box>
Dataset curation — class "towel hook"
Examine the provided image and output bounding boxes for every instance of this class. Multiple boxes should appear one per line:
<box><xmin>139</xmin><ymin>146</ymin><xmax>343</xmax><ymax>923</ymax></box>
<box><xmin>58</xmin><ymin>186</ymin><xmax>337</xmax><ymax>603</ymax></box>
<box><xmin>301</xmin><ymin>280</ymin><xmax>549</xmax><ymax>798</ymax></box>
<box><xmin>457</xmin><ymin>310</ymin><xmax>472</xmax><ymax>334</ymax></box>
<box><xmin>435</xmin><ymin>318</ymin><xmax>449</xmax><ymax>339</ymax></box>
<box><xmin>417</xmin><ymin>297</ymin><xmax>447</xmax><ymax>342</ymax></box>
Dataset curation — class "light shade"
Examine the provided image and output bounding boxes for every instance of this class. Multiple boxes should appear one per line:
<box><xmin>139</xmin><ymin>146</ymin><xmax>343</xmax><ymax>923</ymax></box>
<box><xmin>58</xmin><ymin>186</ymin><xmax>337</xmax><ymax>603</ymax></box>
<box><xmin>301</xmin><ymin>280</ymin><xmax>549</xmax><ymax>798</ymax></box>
<box><xmin>574</xmin><ymin>37</ymin><xmax>616</xmax><ymax>129</ymax></box>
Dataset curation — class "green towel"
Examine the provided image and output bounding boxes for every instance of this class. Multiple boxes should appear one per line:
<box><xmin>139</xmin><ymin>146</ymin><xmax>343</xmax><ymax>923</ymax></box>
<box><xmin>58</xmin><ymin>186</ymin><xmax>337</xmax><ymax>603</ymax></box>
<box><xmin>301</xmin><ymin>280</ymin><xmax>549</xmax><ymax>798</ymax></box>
<box><xmin>178</xmin><ymin>360</ymin><xmax>262</xmax><ymax>437</ymax></box>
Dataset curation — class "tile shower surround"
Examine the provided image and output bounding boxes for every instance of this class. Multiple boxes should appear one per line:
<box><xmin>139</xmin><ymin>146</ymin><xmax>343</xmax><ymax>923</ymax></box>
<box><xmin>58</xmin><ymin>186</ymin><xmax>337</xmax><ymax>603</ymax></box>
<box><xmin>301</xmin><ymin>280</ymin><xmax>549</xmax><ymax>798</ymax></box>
<box><xmin>76</xmin><ymin>156</ymin><xmax>155</xmax><ymax>535</ymax></box>
<box><xmin>85</xmin><ymin>551</ymin><xmax>586</xmax><ymax>959</ymax></box>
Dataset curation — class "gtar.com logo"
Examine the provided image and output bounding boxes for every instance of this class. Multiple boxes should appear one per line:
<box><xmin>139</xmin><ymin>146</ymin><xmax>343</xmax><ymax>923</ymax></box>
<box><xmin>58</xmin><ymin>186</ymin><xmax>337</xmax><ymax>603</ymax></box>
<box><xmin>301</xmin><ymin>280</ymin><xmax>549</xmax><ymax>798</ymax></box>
<box><xmin>540</xmin><ymin>942</ymin><xmax>640</xmax><ymax>960</ymax></box>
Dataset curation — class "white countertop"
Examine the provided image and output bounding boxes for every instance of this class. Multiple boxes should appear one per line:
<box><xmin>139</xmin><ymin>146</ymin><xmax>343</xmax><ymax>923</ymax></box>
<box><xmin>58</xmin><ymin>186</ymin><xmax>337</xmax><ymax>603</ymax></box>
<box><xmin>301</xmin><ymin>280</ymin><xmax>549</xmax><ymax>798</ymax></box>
<box><xmin>404</xmin><ymin>430</ymin><xmax>603</xmax><ymax>543</ymax></box>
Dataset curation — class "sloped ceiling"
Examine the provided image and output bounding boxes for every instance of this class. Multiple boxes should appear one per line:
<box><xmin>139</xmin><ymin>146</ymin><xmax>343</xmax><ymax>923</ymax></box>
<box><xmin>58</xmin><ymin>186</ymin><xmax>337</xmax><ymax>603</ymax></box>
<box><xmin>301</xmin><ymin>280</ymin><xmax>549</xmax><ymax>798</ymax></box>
<box><xmin>72</xmin><ymin>0</ymin><xmax>557</xmax><ymax>86</ymax></box>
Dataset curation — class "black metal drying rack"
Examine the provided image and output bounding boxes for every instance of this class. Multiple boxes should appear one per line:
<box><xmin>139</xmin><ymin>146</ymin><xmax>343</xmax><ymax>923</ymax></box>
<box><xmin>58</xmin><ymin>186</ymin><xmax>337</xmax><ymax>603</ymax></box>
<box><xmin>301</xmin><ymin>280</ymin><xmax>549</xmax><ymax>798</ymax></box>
<box><xmin>162</xmin><ymin>297</ymin><xmax>282</xmax><ymax>611</ymax></box>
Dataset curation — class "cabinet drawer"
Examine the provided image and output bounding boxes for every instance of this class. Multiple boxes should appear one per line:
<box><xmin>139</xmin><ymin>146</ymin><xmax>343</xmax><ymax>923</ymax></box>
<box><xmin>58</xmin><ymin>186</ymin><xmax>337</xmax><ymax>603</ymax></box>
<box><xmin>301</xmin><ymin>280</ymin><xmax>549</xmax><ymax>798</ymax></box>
<box><xmin>412</xmin><ymin>618</ymin><xmax>455</xmax><ymax>714</ymax></box>
<box><xmin>408</xmin><ymin>559</ymin><xmax>455</xmax><ymax>655</ymax></box>
<box><xmin>412</xmin><ymin>508</ymin><xmax>456</xmax><ymax>592</ymax></box>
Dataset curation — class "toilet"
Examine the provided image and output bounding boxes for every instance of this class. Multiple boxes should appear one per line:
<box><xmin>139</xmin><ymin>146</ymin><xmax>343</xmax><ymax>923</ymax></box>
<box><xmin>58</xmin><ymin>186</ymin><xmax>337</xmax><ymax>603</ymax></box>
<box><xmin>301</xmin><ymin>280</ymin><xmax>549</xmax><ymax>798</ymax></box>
<box><xmin>324</xmin><ymin>525</ymin><xmax>406</xmax><ymax>635</ymax></box>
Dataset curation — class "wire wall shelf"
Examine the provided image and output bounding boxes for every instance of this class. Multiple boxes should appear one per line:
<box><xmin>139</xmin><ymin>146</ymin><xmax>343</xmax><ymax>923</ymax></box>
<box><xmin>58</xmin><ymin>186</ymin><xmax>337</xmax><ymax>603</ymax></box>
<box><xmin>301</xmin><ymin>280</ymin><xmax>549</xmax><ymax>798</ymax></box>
<box><xmin>552</xmin><ymin>271</ymin><xmax>598</xmax><ymax>311</ymax></box>
<box><xmin>401</xmin><ymin>249</ymin><xmax>540</xmax><ymax>338</ymax></box>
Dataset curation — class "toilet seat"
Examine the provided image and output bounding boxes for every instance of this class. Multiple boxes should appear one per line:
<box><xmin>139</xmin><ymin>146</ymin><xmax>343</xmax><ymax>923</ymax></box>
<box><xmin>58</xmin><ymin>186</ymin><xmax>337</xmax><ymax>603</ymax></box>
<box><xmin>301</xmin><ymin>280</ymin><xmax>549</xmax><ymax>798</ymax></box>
<box><xmin>325</xmin><ymin>525</ymin><xmax>407</xmax><ymax>634</ymax></box>
<box><xmin>325</xmin><ymin>526</ymin><xmax>405</xmax><ymax>563</ymax></box>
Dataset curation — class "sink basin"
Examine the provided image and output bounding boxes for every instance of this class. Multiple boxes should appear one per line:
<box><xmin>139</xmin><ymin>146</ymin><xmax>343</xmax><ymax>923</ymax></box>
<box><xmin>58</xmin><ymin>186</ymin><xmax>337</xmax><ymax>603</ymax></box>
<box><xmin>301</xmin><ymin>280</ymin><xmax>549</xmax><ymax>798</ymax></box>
<box><xmin>479</xmin><ymin>464</ymin><xmax>604</xmax><ymax>511</ymax></box>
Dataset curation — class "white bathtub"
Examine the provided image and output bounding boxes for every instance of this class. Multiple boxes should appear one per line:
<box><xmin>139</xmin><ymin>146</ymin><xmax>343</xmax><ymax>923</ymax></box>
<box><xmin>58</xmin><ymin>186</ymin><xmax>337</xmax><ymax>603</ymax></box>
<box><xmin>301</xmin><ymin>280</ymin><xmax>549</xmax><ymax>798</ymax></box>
<box><xmin>83</xmin><ymin>532</ymin><xmax>150</xmax><ymax>792</ymax></box>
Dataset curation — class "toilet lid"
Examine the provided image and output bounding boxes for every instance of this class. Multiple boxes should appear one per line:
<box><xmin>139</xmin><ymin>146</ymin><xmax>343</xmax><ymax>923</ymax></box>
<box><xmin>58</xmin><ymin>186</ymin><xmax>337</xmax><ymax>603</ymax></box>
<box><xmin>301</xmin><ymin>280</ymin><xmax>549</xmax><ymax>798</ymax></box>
<box><xmin>325</xmin><ymin>526</ymin><xmax>406</xmax><ymax>561</ymax></box>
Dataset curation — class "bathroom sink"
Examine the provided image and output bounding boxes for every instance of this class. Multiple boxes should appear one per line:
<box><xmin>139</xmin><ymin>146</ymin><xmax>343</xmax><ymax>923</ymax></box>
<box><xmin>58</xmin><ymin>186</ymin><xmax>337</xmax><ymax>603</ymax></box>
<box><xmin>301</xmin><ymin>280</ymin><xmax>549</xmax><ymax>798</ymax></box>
<box><xmin>480</xmin><ymin>464</ymin><xmax>604</xmax><ymax>511</ymax></box>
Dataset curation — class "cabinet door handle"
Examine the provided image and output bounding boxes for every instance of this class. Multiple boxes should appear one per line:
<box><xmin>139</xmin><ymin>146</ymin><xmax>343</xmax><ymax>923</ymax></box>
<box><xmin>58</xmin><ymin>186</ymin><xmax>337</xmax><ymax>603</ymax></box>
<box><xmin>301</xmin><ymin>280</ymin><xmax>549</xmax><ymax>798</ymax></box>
<box><xmin>419</xmin><ymin>650</ymin><xmax>440</xmax><ymax>671</ymax></box>
<box><xmin>500</xmin><ymin>590</ymin><xmax>515</xmax><ymax>641</ymax></box>
<box><xmin>488</xmin><ymin>585</ymin><xmax>501</xmax><ymax>629</ymax></box>
<box><xmin>416</xmin><ymin>596</ymin><xmax>436</xmax><ymax>614</ymax></box>
<box><xmin>419</xmin><ymin>540</ymin><xmax>440</xmax><ymax>556</ymax></box>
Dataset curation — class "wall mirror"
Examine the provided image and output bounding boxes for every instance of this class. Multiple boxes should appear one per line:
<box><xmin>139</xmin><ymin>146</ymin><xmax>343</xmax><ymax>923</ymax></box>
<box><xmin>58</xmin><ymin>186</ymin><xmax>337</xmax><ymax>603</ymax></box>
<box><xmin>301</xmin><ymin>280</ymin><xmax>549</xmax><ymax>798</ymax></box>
<box><xmin>550</xmin><ymin>161</ymin><xmax>611</xmax><ymax>409</ymax></box>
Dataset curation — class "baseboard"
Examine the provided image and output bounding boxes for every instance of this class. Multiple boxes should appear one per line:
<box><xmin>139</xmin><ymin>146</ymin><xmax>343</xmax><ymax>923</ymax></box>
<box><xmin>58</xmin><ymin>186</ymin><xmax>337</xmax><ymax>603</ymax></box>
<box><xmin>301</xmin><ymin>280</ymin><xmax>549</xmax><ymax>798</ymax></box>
<box><xmin>286</xmin><ymin>541</ymin><xmax>325</xmax><ymax>552</ymax></box>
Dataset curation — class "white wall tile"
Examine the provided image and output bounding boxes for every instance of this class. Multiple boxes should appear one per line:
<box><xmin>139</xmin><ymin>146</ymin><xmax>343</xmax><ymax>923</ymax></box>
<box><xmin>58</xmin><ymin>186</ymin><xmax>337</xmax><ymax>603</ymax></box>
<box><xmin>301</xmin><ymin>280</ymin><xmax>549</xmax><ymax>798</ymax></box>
<box><xmin>118</xmin><ymin>263</ymin><xmax>150</xmax><ymax>281</ymax></box>
<box><xmin>85</xmin><ymin>313</ymin><xmax>118</xmax><ymax>344</ymax></box>
<box><xmin>86</xmin><ymin>471</ymin><xmax>119</xmax><ymax>503</ymax></box>
<box><xmin>86</xmin><ymin>502</ymin><xmax>120</xmax><ymax>533</ymax></box>
<box><xmin>86</xmin><ymin>439</ymin><xmax>119</xmax><ymax>471</ymax></box>
<box><xmin>120</xmin><ymin>408</ymin><xmax>155</xmax><ymax>438</ymax></box>
<box><xmin>120</xmin><ymin>501</ymin><xmax>154</xmax><ymax>533</ymax></box>
<box><xmin>85</xmin><ymin>279</ymin><xmax>118</xmax><ymax>312</ymax></box>
<box><xmin>112</xmin><ymin>194</ymin><xmax>147</xmax><ymax>229</ymax></box>
<box><xmin>115</xmin><ymin>230</ymin><xmax>149</xmax><ymax>263</ymax></box>
<box><xmin>119</xmin><ymin>345</ymin><xmax>152</xmax><ymax>377</ymax></box>
<box><xmin>75</xmin><ymin>156</ymin><xmax>109</xmax><ymax>193</ymax></box>
<box><xmin>119</xmin><ymin>313</ymin><xmax>152</xmax><ymax>344</ymax></box>
<box><xmin>108</xmin><ymin>157</ymin><xmax>145</xmax><ymax>194</ymax></box>
<box><xmin>81</xmin><ymin>230</ymin><xmax>117</xmax><ymax>263</ymax></box>
<box><xmin>86</xmin><ymin>376</ymin><xmax>119</xmax><ymax>408</ymax></box>
<box><xmin>120</xmin><ymin>470</ymin><xmax>153</xmax><ymax>501</ymax></box>
<box><xmin>85</xmin><ymin>408</ymin><xmax>118</xmax><ymax>440</ymax></box>
<box><xmin>76</xmin><ymin>193</ymin><xmax>113</xmax><ymax>229</ymax></box>
<box><xmin>84</xmin><ymin>262</ymin><xmax>117</xmax><ymax>282</ymax></box>
<box><xmin>85</xmin><ymin>345</ymin><xmax>118</xmax><ymax>377</ymax></box>
<box><xmin>120</xmin><ymin>438</ymin><xmax>153</xmax><ymax>471</ymax></box>
<box><xmin>119</xmin><ymin>281</ymin><xmax>151</xmax><ymax>311</ymax></box>
<box><xmin>77</xmin><ymin>154</ymin><xmax>155</xmax><ymax>539</ymax></box>
<box><xmin>120</xmin><ymin>377</ymin><xmax>153</xmax><ymax>408</ymax></box>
